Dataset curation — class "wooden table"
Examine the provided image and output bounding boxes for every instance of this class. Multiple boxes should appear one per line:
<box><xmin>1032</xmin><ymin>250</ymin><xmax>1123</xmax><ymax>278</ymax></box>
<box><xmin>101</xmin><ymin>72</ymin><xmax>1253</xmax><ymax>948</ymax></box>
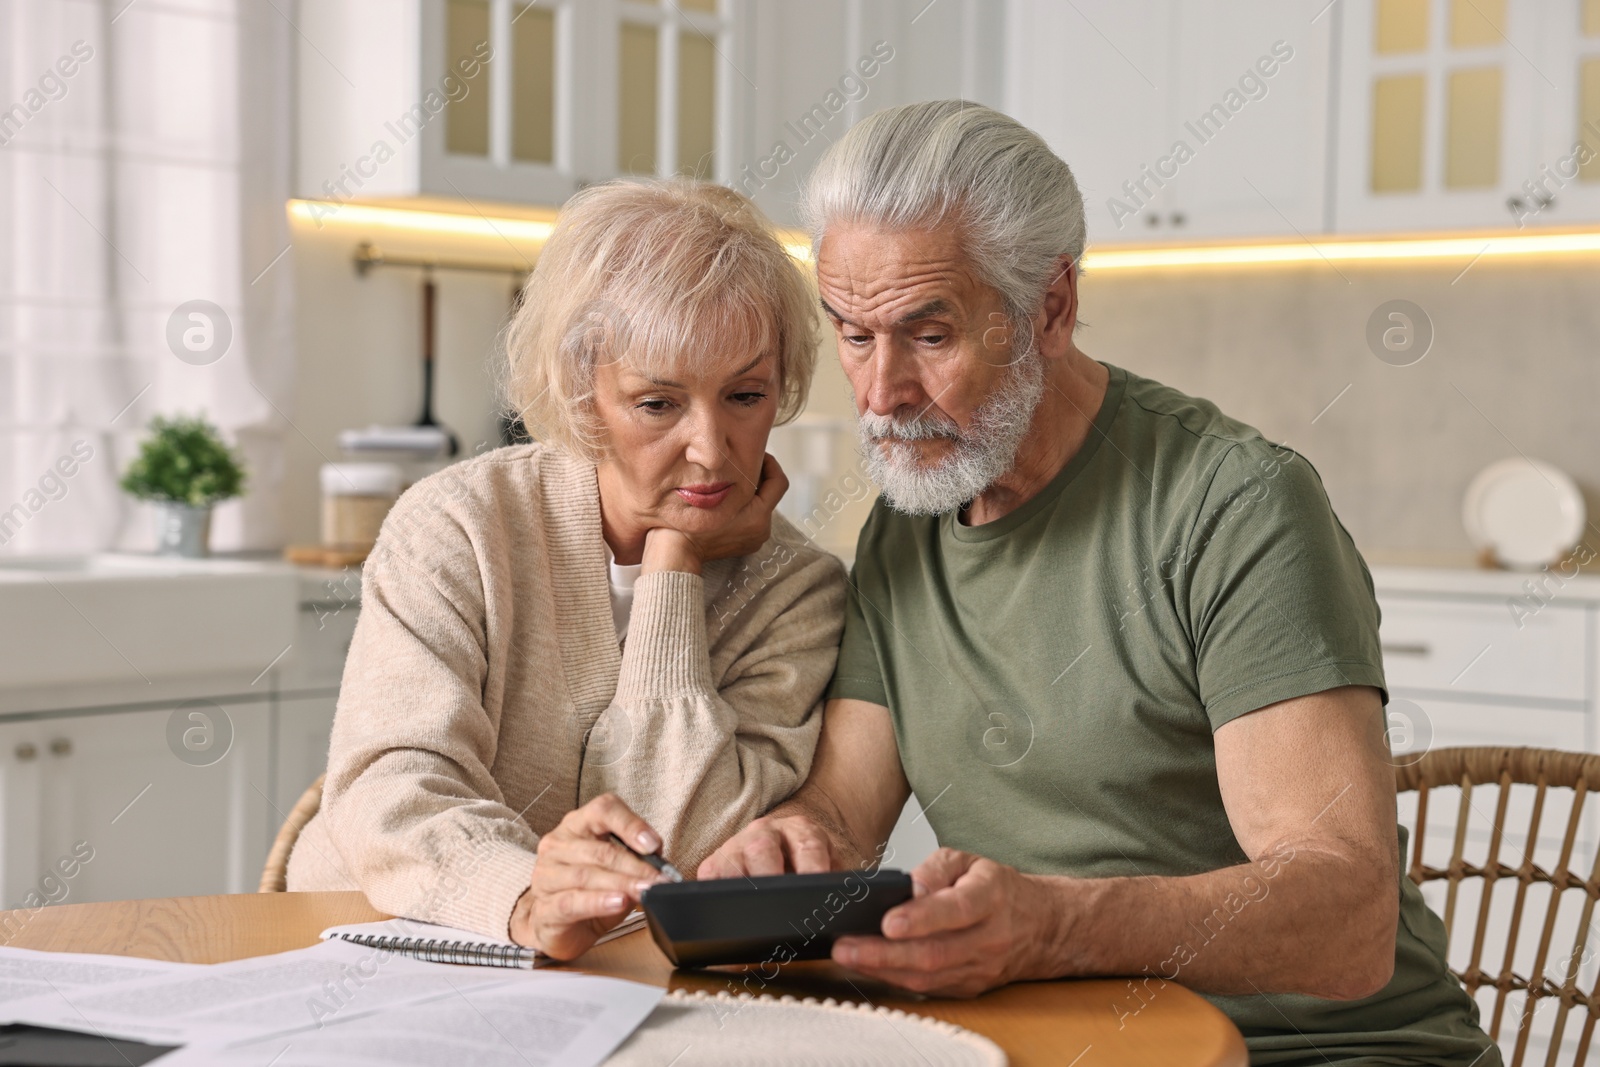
<box><xmin>1</xmin><ymin>892</ymin><xmax>1246</xmax><ymax>1067</ymax></box>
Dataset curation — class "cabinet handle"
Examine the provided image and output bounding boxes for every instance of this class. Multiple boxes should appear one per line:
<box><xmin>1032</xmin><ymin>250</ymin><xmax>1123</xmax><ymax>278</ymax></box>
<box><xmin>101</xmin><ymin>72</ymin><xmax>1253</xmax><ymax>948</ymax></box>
<box><xmin>1382</xmin><ymin>642</ymin><xmax>1431</xmax><ymax>657</ymax></box>
<box><xmin>49</xmin><ymin>738</ymin><xmax>72</xmax><ymax>757</ymax></box>
<box><xmin>14</xmin><ymin>742</ymin><xmax>37</xmax><ymax>761</ymax></box>
<box><xmin>1170</xmin><ymin>211</ymin><xmax>1186</xmax><ymax>227</ymax></box>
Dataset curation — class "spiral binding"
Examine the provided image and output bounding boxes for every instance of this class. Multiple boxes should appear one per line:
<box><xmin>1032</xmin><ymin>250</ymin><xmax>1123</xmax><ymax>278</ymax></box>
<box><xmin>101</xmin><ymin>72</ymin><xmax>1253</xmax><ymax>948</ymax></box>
<box><xmin>331</xmin><ymin>933</ymin><xmax>540</xmax><ymax>968</ymax></box>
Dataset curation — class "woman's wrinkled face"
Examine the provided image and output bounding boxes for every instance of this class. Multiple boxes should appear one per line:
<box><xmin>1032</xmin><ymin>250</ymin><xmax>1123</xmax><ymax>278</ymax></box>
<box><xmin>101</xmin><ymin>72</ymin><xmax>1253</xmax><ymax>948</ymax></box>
<box><xmin>593</xmin><ymin>342</ymin><xmax>778</xmax><ymax>538</ymax></box>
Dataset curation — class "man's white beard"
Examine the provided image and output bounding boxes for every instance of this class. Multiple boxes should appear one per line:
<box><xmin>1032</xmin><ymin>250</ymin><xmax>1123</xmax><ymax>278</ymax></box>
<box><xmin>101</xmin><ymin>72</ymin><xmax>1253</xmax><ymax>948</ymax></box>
<box><xmin>857</xmin><ymin>349</ymin><xmax>1046</xmax><ymax>517</ymax></box>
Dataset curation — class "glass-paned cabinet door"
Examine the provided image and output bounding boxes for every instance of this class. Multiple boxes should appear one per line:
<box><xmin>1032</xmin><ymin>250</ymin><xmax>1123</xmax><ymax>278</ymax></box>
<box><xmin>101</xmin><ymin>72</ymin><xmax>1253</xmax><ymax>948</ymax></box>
<box><xmin>613</xmin><ymin>0</ymin><xmax>732</xmax><ymax>180</ymax></box>
<box><xmin>421</xmin><ymin>0</ymin><xmax>740</xmax><ymax>202</ymax></box>
<box><xmin>445</xmin><ymin>0</ymin><xmax>492</xmax><ymax>156</ymax></box>
<box><xmin>512</xmin><ymin>2</ymin><xmax>557</xmax><ymax>164</ymax></box>
<box><xmin>1334</xmin><ymin>0</ymin><xmax>1542</xmax><ymax>230</ymax></box>
<box><xmin>421</xmin><ymin>0</ymin><xmax>577</xmax><ymax>204</ymax></box>
<box><xmin>1521</xmin><ymin>0</ymin><xmax>1600</xmax><ymax>224</ymax></box>
<box><xmin>618</xmin><ymin>21</ymin><xmax>660</xmax><ymax>174</ymax></box>
<box><xmin>677</xmin><ymin>29</ymin><xmax>717</xmax><ymax>179</ymax></box>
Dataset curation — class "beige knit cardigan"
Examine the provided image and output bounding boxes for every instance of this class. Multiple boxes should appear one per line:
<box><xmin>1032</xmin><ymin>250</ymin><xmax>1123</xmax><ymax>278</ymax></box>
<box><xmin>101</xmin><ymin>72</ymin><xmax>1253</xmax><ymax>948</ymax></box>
<box><xmin>286</xmin><ymin>444</ymin><xmax>846</xmax><ymax>938</ymax></box>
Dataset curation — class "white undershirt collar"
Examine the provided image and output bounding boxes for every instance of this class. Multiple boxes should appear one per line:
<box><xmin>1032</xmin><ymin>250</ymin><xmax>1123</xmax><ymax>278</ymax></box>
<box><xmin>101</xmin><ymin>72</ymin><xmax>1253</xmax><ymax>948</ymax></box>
<box><xmin>605</xmin><ymin>543</ymin><xmax>643</xmax><ymax>642</ymax></box>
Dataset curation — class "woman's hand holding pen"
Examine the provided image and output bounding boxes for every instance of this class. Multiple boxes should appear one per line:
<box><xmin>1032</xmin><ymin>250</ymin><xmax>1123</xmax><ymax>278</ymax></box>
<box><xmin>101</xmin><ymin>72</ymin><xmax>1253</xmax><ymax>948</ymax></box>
<box><xmin>508</xmin><ymin>793</ymin><xmax>672</xmax><ymax>959</ymax></box>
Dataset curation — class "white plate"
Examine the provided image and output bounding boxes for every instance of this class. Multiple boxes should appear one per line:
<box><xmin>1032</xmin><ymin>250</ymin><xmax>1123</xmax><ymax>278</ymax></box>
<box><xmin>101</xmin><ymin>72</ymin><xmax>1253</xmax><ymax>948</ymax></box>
<box><xmin>1462</xmin><ymin>458</ymin><xmax>1586</xmax><ymax>570</ymax></box>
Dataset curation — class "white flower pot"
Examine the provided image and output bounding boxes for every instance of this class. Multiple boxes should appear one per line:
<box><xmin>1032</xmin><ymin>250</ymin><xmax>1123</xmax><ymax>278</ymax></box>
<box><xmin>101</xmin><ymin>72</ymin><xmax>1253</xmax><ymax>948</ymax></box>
<box><xmin>154</xmin><ymin>502</ymin><xmax>212</xmax><ymax>558</ymax></box>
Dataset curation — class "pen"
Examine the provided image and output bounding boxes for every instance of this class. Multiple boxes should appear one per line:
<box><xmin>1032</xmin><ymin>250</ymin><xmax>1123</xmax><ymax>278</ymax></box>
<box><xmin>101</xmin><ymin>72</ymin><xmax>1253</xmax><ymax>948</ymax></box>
<box><xmin>608</xmin><ymin>833</ymin><xmax>685</xmax><ymax>883</ymax></box>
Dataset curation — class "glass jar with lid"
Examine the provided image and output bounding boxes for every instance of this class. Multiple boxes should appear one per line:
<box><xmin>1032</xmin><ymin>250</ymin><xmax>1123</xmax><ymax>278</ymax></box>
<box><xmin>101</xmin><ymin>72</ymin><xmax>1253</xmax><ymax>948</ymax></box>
<box><xmin>320</xmin><ymin>462</ymin><xmax>402</xmax><ymax>552</ymax></box>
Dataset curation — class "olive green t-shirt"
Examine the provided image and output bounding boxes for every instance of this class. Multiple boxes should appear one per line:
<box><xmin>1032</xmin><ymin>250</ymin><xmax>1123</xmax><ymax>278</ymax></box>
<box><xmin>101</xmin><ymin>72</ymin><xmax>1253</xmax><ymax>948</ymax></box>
<box><xmin>829</xmin><ymin>363</ymin><xmax>1498</xmax><ymax>1067</ymax></box>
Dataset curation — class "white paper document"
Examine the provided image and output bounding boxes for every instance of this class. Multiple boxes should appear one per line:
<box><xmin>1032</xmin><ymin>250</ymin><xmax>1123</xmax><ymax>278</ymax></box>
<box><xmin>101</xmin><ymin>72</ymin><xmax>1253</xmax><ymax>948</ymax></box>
<box><xmin>156</xmin><ymin>974</ymin><xmax>665</xmax><ymax>1067</ymax></box>
<box><xmin>1</xmin><ymin>940</ymin><xmax>513</xmax><ymax>1045</ymax></box>
<box><xmin>0</xmin><ymin>946</ymin><xmax>195</xmax><ymax>1008</ymax></box>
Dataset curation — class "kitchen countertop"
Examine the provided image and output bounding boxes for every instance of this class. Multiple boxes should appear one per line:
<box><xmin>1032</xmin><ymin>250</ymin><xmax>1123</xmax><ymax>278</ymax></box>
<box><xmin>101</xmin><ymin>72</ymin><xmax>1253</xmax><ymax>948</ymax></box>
<box><xmin>293</xmin><ymin>562</ymin><xmax>364</xmax><ymax>607</ymax></box>
<box><xmin>162</xmin><ymin>551</ymin><xmax>364</xmax><ymax>607</ymax></box>
<box><xmin>0</xmin><ymin>553</ymin><xmax>363</xmax><ymax>718</ymax></box>
<box><xmin>1368</xmin><ymin>562</ymin><xmax>1600</xmax><ymax>602</ymax></box>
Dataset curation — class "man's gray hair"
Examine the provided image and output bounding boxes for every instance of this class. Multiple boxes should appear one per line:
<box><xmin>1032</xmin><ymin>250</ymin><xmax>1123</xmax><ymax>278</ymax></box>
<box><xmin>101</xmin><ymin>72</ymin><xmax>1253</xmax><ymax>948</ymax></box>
<box><xmin>800</xmin><ymin>100</ymin><xmax>1086</xmax><ymax>324</ymax></box>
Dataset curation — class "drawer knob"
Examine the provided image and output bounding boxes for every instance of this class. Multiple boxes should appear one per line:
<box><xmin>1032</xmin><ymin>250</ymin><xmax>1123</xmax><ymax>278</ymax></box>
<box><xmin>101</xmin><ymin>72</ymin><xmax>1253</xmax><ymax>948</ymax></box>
<box><xmin>14</xmin><ymin>742</ymin><xmax>37</xmax><ymax>762</ymax></box>
<box><xmin>49</xmin><ymin>738</ymin><xmax>72</xmax><ymax>757</ymax></box>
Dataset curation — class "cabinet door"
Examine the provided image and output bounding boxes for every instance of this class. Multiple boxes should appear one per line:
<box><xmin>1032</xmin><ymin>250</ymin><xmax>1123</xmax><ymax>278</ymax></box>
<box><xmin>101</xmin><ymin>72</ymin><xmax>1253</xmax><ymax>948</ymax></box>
<box><xmin>0</xmin><ymin>720</ymin><xmax>45</xmax><ymax>908</ymax></box>
<box><xmin>32</xmin><ymin>703</ymin><xmax>273</xmax><ymax>905</ymax></box>
<box><xmin>1519</xmin><ymin>0</ymin><xmax>1600</xmax><ymax>225</ymax></box>
<box><xmin>1168</xmin><ymin>0</ymin><xmax>1332</xmax><ymax>238</ymax></box>
<box><xmin>736</xmin><ymin>0</ymin><xmax>873</xmax><ymax>227</ymax></box>
<box><xmin>275</xmin><ymin>696</ymin><xmax>337</xmax><ymax>828</ymax></box>
<box><xmin>278</xmin><ymin>599</ymin><xmax>359</xmax><ymax>694</ymax></box>
<box><xmin>420</xmin><ymin>0</ymin><xmax>743</xmax><ymax>198</ymax></box>
<box><xmin>1333</xmin><ymin>0</ymin><xmax>1544</xmax><ymax>231</ymax></box>
<box><xmin>421</xmin><ymin>0</ymin><xmax>580</xmax><ymax>202</ymax></box>
<box><xmin>1004</xmin><ymin>0</ymin><xmax>1181</xmax><ymax>244</ymax></box>
<box><xmin>1379</xmin><ymin>597</ymin><xmax>1587</xmax><ymax>704</ymax></box>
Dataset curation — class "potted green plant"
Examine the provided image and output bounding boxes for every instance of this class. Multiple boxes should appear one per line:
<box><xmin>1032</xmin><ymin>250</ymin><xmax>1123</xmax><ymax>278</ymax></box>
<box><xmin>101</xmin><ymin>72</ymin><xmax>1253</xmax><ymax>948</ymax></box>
<box><xmin>120</xmin><ymin>415</ymin><xmax>246</xmax><ymax>558</ymax></box>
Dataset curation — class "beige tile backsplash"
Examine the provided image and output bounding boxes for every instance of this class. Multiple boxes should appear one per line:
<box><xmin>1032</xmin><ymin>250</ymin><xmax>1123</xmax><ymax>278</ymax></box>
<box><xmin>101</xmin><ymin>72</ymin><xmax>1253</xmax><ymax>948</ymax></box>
<box><xmin>1073</xmin><ymin>257</ymin><xmax>1600</xmax><ymax>563</ymax></box>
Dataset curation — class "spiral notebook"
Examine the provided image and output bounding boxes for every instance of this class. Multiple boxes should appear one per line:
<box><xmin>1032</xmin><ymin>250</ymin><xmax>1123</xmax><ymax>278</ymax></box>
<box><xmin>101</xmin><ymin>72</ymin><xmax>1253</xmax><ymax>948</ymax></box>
<box><xmin>320</xmin><ymin>911</ymin><xmax>647</xmax><ymax>969</ymax></box>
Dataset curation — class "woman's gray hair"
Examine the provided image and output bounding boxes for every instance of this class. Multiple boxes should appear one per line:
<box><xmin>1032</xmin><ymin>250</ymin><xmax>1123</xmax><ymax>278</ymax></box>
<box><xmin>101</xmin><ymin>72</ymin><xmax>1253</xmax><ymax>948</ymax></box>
<box><xmin>800</xmin><ymin>100</ymin><xmax>1085</xmax><ymax>324</ymax></box>
<box><xmin>504</xmin><ymin>179</ymin><xmax>816</xmax><ymax>461</ymax></box>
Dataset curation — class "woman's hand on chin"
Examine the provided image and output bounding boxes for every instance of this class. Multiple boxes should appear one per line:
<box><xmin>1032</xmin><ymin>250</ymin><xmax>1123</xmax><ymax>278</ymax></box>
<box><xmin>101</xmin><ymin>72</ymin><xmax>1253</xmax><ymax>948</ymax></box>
<box><xmin>508</xmin><ymin>793</ymin><xmax>670</xmax><ymax>960</ymax></box>
<box><xmin>642</xmin><ymin>454</ymin><xmax>789</xmax><ymax>576</ymax></box>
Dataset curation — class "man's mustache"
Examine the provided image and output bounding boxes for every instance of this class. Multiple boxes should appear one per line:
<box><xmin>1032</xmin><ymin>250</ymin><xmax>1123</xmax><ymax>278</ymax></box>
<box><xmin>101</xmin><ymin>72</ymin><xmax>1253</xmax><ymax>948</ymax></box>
<box><xmin>858</xmin><ymin>408</ymin><xmax>962</xmax><ymax>442</ymax></box>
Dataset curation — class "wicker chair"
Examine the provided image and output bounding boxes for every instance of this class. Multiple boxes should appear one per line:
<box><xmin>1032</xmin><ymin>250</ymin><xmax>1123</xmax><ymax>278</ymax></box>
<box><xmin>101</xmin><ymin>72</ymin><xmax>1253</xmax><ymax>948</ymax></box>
<box><xmin>1395</xmin><ymin>747</ymin><xmax>1600</xmax><ymax>1067</ymax></box>
<box><xmin>258</xmin><ymin>774</ymin><xmax>324</xmax><ymax>892</ymax></box>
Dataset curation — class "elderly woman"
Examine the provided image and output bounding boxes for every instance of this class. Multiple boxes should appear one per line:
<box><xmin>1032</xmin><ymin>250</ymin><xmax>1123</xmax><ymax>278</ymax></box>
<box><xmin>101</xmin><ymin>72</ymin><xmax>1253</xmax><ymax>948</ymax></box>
<box><xmin>287</xmin><ymin>180</ymin><xmax>845</xmax><ymax>959</ymax></box>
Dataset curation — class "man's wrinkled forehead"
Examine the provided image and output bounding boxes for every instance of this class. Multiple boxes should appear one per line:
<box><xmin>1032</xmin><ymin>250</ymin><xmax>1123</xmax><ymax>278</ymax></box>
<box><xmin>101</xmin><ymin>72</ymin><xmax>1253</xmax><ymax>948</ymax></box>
<box><xmin>814</xmin><ymin>225</ymin><xmax>984</xmax><ymax>327</ymax></box>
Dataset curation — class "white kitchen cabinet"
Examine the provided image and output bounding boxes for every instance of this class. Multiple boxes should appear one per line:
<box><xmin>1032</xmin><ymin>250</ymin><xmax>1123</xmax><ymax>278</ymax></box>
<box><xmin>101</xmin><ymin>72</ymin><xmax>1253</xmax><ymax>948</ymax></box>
<box><xmin>1330</xmin><ymin>0</ymin><xmax>1573</xmax><ymax>231</ymax></box>
<box><xmin>424</xmin><ymin>0</ymin><xmax>740</xmax><ymax>196</ymax></box>
<box><xmin>1005</xmin><ymin>0</ymin><xmax>1331</xmax><ymax>243</ymax></box>
<box><xmin>737</xmin><ymin>0</ymin><xmax>1004</xmax><ymax>228</ymax></box>
<box><xmin>0</xmin><ymin>571</ymin><xmax>354</xmax><ymax>910</ymax></box>
<box><xmin>1166</xmin><ymin>1</ymin><xmax>1333</xmax><ymax>238</ymax></box>
<box><xmin>1374</xmin><ymin>564</ymin><xmax>1600</xmax><ymax>1067</ymax></box>
<box><xmin>1005</xmin><ymin>0</ymin><xmax>1180</xmax><ymax>243</ymax></box>
<box><xmin>0</xmin><ymin>690</ymin><xmax>343</xmax><ymax>910</ymax></box>
<box><xmin>298</xmin><ymin>0</ymin><xmax>748</xmax><ymax>205</ymax></box>
<box><xmin>0</xmin><ymin>701</ymin><xmax>272</xmax><ymax>908</ymax></box>
<box><xmin>0</xmin><ymin>718</ymin><xmax>45</xmax><ymax>909</ymax></box>
<box><xmin>275</xmin><ymin>695</ymin><xmax>338</xmax><ymax>822</ymax></box>
<box><xmin>298</xmin><ymin>0</ymin><xmax>1001</xmax><ymax>220</ymax></box>
<box><xmin>1008</xmin><ymin>0</ymin><xmax>1600</xmax><ymax>240</ymax></box>
<box><xmin>1517</xmin><ymin>3</ymin><xmax>1600</xmax><ymax>226</ymax></box>
<box><xmin>1379</xmin><ymin>597</ymin><xmax>1588</xmax><ymax>704</ymax></box>
<box><xmin>270</xmin><ymin>589</ymin><xmax>359</xmax><ymax>826</ymax></box>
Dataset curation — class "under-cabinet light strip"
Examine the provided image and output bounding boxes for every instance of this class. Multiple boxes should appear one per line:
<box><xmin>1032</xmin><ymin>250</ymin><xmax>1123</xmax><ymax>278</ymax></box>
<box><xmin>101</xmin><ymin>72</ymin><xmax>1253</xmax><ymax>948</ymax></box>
<box><xmin>1084</xmin><ymin>229</ymin><xmax>1600</xmax><ymax>270</ymax></box>
<box><xmin>289</xmin><ymin>200</ymin><xmax>1600</xmax><ymax>271</ymax></box>
<box><xmin>288</xmin><ymin>200</ymin><xmax>556</xmax><ymax>243</ymax></box>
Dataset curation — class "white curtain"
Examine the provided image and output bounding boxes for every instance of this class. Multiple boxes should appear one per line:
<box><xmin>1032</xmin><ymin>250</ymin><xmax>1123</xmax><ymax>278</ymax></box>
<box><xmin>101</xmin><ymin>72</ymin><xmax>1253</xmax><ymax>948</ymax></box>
<box><xmin>0</xmin><ymin>0</ymin><xmax>294</xmax><ymax>555</ymax></box>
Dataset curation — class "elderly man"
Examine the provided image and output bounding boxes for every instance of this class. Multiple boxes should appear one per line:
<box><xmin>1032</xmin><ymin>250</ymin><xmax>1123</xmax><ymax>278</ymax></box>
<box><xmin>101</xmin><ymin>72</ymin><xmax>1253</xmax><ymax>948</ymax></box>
<box><xmin>700</xmin><ymin>102</ymin><xmax>1498</xmax><ymax>1066</ymax></box>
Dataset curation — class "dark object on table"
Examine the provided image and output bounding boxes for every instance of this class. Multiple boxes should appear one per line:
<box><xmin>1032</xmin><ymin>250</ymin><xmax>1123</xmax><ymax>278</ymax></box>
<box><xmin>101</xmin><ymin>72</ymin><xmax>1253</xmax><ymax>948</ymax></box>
<box><xmin>0</xmin><ymin>1024</ymin><xmax>178</xmax><ymax>1066</ymax></box>
<box><xmin>642</xmin><ymin>869</ymin><xmax>913</xmax><ymax>968</ymax></box>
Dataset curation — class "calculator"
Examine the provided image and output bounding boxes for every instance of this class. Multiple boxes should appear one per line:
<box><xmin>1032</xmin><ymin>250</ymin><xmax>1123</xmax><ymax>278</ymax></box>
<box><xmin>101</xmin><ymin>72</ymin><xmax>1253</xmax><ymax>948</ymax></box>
<box><xmin>640</xmin><ymin>868</ymin><xmax>914</xmax><ymax>968</ymax></box>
